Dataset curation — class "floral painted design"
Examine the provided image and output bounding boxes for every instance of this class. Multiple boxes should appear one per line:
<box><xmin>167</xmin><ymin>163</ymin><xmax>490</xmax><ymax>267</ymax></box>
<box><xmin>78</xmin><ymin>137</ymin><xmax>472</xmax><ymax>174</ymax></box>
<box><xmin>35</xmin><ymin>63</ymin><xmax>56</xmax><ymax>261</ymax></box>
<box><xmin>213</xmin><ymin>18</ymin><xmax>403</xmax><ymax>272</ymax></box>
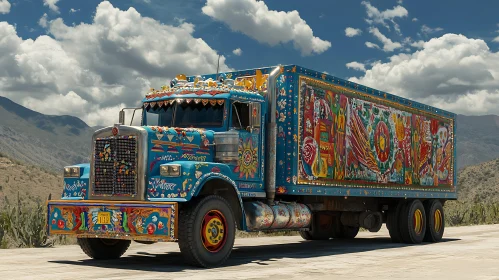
<box><xmin>234</xmin><ymin>137</ymin><xmax>258</xmax><ymax>179</ymax></box>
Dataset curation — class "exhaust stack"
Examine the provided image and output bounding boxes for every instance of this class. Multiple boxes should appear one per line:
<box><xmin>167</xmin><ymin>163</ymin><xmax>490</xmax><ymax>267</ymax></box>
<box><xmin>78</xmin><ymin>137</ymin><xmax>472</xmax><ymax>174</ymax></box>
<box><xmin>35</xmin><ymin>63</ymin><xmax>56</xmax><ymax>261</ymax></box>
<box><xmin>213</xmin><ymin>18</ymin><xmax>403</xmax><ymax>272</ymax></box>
<box><xmin>264</xmin><ymin>66</ymin><xmax>282</xmax><ymax>204</ymax></box>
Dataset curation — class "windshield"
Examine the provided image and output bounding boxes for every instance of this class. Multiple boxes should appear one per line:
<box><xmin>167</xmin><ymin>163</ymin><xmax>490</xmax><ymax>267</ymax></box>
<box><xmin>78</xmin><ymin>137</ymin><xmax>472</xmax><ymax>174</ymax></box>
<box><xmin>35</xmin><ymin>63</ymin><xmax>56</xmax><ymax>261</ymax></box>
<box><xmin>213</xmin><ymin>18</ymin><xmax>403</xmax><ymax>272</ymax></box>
<box><xmin>145</xmin><ymin>100</ymin><xmax>225</xmax><ymax>128</ymax></box>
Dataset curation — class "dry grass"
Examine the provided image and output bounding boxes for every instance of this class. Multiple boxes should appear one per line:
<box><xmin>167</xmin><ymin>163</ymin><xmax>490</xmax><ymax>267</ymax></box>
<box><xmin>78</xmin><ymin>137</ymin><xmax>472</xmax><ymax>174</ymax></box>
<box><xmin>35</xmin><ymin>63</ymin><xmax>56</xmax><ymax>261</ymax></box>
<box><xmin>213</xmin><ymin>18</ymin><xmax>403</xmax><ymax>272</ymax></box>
<box><xmin>0</xmin><ymin>156</ymin><xmax>63</xmax><ymax>206</ymax></box>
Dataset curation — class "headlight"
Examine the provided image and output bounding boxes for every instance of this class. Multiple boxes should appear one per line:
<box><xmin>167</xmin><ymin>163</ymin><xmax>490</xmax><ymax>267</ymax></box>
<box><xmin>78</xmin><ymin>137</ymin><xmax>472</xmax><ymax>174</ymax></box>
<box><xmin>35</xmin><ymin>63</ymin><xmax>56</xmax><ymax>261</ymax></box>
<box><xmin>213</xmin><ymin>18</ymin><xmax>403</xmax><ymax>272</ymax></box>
<box><xmin>64</xmin><ymin>166</ymin><xmax>81</xmax><ymax>178</ymax></box>
<box><xmin>160</xmin><ymin>164</ymin><xmax>181</xmax><ymax>177</ymax></box>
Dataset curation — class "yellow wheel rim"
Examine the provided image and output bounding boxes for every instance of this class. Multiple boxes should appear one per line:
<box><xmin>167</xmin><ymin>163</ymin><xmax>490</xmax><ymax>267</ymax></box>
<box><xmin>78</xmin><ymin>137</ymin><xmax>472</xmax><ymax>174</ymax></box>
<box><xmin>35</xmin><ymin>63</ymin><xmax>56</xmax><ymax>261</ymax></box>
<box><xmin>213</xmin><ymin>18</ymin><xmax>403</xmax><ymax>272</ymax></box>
<box><xmin>413</xmin><ymin>209</ymin><xmax>424</xmax><ymax>235</ymax></box>
<box><xmin>434</xmin><ymin>209</ymin><xmax>443</xmax><ymax>233</ymax></box>
<box><xmin>201</xmin><ymin>210</ymin><xmax>227</xmax><ymax>253</ymax></box>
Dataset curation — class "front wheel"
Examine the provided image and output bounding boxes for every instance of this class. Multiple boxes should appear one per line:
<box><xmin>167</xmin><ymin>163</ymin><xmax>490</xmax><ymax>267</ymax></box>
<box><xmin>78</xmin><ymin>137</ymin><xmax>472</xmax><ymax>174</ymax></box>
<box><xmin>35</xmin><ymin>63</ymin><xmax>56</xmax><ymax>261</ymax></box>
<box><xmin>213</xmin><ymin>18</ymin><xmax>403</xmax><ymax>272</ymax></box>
<box><xmin>178</xmin><ymin>195</ymin><xmax>236</xmax><ymax>268</ymax></box>
<box><xmin>77</xmin><ymin>238</ymin><xmax>131</xmax><ymax>259</ymax></box>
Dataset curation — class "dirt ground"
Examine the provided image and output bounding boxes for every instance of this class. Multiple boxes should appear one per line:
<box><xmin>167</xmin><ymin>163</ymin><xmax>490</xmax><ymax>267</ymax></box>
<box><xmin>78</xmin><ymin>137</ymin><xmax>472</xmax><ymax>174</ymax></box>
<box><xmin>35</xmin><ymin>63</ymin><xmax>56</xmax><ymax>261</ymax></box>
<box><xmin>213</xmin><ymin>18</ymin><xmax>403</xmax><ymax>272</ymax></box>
<box><xmin>1</xmin><ymin>224</ymin><xmax>499</xmax><ymax>280</ymax></box>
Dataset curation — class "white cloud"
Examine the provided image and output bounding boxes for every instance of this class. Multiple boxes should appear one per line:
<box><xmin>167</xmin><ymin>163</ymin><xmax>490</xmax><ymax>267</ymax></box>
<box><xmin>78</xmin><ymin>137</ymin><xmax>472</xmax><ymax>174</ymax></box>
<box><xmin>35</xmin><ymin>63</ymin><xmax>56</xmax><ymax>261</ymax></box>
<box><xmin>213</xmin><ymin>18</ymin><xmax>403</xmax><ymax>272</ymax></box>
<box><xmin>494</xmin><ymin>36</ymin><xmax>499</xmax><ymax>43</ymax></box>
<box><xmin>410</xmin><ymin>40</ymin><xmax>425</xmax><ymax>48</ymax></box>
<box><xmin>345</xmin><ymin>27</ymin><xmax>362</xmax><ymax>37</ymax></box>
<box><xmin>421</xmin><ymin>24</ymin><xmax>444</xmax><ymax>36</ymax></box>
<box><xmin>23</xmin><ymin>91</ymin><xmax>89</xmax><ymax>116</ymax></box>
<box><xmin>412</xmin><ymin>18</ymin><xmax>418</xmax><ymax>22</ymax></box>
<box><xmin>348</xmin><ymin>33</ymin><xmax>499</xmax><ymax>115</ymax></box>
<box><xmin>361</xmin><ymin>1</ymin><xmax>408</xmax><ymax>34</ymax></box>
<box><xmin>43</xmin><ymin>0</ymin><xmax>60</xmax><ymax>13</ymax></box>
<box><xmin>346</xmin><ymin>61</ymin><xmax>366</xmax><ymax>72</ymax></box>
<box><xmin>69</xmin><ymin>8</ymin><xmax>80</xmax><ymax>13</ymax></box>
<box><xmin>0</xmin><ymin>0</ymin><xmax>10</xmax><ymax>14</ymax></box>
<box><xmin>0</xmin><ymin>1</ymin><xmax>231</xmax><ymax>126</ymax></box>
<box><xmin>202</xmin><ymin>0</ymin><xmax>331</xmax><ymax>56</ymax></box>
<box><xmin>365</xmin><ymin>41</ymin><xmax>381</xmax><ymax>49</ymax></box>
<box><xmin>39</xmin><ymin>13</ymin><xmax>48</xmax><ymax>28</ymax></box>
<box><xmin>369</xmin><ymin>27</ymin><xmax>402</xmax><ymax>52</ymax></box>
<box><xmin>232</xmin><ymin>48</ymin><xmax>242</xmax><ymax>56</ymax></box>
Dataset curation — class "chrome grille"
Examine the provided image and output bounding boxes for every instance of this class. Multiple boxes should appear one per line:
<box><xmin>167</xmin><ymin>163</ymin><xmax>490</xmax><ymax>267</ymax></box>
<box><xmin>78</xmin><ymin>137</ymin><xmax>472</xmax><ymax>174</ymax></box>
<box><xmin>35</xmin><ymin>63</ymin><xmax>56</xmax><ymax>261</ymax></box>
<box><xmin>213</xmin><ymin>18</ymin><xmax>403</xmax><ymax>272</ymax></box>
<box><xmin>93</xmin><ymin>135</ymin><xmax>138</xmax><ymax>196</ymax></box>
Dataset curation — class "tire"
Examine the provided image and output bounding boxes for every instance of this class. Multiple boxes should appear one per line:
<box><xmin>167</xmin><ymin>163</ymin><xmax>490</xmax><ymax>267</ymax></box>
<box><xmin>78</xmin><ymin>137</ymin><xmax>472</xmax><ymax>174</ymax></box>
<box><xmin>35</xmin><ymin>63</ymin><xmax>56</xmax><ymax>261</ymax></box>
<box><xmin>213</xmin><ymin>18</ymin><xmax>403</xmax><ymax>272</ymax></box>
<box><xmin>330</xmin><ymin>215</ymin><xmax>359</xmax><ymax>239</ymax></box>
<box><xmin>339</xmin><ymin>225</ymin><xmax>360</xmax><ymax>239</ymax></box>
<box><xmin>178</xmin><ymin>195</ymin><xmax>236</xmax><ymax>268</ymax></box>
<box><xmin>399</xmin><ymin>200</ymin><xmax>427</xmax><ymax>244</ymax></box>
<box><xmin>423</xmin><ymin>200</ymin><xmax>445</xmax><ymax>242</ymax></box>
<box><xmin>77</xmin><ymin>238</ymin><xmax>131</xmax><ymax>259</ymax></box>
<box><xmin>386</xmin><ymin>201</ymin><xmax>404</xmax><ymax>243</ymax></box>
<box><xmin>299</xmin><ymin>212</ymin><xmax>331</xmax><ymax>240</ymax></box>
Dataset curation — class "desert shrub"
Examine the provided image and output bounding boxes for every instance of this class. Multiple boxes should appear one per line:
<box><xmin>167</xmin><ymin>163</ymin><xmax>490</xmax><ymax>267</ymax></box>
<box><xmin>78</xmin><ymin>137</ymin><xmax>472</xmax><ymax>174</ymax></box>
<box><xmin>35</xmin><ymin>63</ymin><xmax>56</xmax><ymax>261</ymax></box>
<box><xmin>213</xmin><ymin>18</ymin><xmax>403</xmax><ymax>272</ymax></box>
<box><xmin>0</xmin><ymin>210</ymin><xmax>7</xmax><ymax>248</ymax></box>
<box><xmin>445</xmin><ymin>201</ymin><xmax>499</xmax><ymax>226</ymax></box>
<box><xmin>3</xmin><ymin>193</ymin><xmax>51</xmax><ymax>248</ymax></box>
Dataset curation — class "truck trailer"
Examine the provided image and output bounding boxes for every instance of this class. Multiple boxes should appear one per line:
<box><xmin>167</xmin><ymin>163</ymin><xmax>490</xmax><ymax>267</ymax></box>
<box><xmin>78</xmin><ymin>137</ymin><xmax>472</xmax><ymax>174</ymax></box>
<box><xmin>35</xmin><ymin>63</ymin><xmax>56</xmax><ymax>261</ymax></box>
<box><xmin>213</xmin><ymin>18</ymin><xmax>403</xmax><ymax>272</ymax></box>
<box><xmin>46</xmin><ymin>65</ymin><xmax>457</xmax><ymax>268</ymax></box>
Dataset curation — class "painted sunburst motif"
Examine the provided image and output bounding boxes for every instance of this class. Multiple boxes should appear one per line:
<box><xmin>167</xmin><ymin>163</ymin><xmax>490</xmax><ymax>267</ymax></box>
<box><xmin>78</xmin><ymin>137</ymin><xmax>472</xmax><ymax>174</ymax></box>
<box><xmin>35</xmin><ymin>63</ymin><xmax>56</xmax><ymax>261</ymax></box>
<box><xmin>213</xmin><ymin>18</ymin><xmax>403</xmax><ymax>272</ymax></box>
<box><xmin>234</xmin><ymin>138</ymin><xmax>258</xmax><ymax>179</ymax></box>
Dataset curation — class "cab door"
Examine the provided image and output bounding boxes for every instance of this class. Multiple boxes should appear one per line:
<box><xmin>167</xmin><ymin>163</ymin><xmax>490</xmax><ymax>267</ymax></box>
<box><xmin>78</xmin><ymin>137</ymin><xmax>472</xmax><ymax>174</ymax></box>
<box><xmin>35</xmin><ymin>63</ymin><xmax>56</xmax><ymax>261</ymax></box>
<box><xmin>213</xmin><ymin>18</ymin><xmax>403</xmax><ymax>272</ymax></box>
<box><xmin>230</xmin><ymin>101</ymin><xmax>262</xmax><ymax>182</ymax></box>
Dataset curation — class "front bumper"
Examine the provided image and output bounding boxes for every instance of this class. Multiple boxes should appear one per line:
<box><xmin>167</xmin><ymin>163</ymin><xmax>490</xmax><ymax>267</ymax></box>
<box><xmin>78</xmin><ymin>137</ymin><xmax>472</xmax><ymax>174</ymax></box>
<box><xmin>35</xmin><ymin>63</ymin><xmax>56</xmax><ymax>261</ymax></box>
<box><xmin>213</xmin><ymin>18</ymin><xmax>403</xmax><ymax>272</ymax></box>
<box><xmin>47</xmin><ymin>200</ymin><xmax>177</xmax><ymax>242</ymax></box>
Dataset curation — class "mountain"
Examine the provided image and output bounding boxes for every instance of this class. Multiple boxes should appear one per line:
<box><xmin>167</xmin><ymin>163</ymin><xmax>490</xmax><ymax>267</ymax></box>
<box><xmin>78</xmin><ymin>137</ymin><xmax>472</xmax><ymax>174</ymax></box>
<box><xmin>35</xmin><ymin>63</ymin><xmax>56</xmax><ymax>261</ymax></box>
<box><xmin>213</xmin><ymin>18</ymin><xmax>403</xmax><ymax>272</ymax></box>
<box><xmin>456</xmin><ymin>114</ymin><xmax>499</xmax><ymax>170</ymax></box>
<box><xmin>0</xmin><ymin>96</ymin><xmax>97</xmax><ymax>172</ymax></box>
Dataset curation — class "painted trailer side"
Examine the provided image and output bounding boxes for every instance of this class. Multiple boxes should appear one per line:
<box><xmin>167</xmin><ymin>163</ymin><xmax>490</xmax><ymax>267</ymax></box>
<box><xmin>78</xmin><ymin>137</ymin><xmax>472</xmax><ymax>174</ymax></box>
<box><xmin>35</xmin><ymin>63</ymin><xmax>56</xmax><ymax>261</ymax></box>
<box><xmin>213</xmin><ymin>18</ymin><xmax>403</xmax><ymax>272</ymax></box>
<box><xmin>274</xmin><ymin>65</ymin><xmax>457</xmax><ymax>200</ymax></box>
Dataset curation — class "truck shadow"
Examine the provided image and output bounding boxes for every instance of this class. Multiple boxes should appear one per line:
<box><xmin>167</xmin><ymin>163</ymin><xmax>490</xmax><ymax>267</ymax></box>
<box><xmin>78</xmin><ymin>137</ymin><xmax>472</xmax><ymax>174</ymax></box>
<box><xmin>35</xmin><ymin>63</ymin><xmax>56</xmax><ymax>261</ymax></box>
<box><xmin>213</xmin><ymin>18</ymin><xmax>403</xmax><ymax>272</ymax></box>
<box><xmin>49</xmin><ymin>237</ymin><xmax>460</xmax><ymax>272</ymax></box>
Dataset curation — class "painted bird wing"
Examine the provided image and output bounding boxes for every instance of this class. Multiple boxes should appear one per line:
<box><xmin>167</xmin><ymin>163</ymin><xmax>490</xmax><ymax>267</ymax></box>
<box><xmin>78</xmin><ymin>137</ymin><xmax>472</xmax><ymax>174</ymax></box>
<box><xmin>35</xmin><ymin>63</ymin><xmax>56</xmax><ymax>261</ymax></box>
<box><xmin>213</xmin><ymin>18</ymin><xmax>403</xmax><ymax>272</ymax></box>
<box><xmin>348</xmin><ymin>111</ymin><xmax>380</xmax><ymax>173</ymax></box>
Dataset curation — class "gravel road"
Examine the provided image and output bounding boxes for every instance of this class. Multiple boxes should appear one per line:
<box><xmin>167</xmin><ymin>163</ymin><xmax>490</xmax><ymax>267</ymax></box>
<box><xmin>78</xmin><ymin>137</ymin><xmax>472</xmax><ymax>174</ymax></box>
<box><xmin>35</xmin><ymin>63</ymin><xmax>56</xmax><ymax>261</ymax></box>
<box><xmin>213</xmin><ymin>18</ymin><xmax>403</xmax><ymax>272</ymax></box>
<box><xmin>1</xmin><ymin>225</ymin><xmax>499</xmax><ymax>280</ymax></box>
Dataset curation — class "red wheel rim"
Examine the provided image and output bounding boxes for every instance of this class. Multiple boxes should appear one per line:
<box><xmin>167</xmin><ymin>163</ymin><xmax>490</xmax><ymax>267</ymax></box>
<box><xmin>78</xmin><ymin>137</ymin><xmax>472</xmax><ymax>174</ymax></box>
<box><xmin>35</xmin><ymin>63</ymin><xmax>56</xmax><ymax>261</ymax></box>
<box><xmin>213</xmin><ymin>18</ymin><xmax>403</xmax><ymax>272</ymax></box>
<box><xmin>201</xmin><ymin>210</ymin><xmax>227</xmax><ymax>253</ymax></box>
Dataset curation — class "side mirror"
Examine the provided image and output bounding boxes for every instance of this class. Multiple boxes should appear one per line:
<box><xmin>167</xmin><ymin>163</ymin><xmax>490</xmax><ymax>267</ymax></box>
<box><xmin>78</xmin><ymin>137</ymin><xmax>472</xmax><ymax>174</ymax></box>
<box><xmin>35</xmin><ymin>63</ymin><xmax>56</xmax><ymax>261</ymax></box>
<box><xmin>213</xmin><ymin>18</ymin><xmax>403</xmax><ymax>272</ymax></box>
<box><xmin>119</xmin><ymin>110</ymin><xmax>125</xmax><ymax>125</ymax></box>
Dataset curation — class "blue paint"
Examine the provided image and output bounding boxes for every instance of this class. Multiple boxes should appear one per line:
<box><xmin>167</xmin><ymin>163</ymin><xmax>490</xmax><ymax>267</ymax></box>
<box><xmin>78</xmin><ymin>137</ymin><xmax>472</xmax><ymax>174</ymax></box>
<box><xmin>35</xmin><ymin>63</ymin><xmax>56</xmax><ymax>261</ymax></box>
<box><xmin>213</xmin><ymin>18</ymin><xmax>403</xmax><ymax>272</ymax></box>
<box><xmin>61</xmin><ymin>163</ymin><xmax>90</xmax><ymax>200</ymax></box>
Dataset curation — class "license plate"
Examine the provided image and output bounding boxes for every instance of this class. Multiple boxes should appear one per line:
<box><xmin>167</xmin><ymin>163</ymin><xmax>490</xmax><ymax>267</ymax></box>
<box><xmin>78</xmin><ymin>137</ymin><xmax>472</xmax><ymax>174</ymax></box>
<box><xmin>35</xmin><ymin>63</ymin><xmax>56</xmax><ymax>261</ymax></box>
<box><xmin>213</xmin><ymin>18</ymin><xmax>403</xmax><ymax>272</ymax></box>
<box><xmin>97</xmin><ymin>212</ymin><xmax>111</xmax><ymax>225</ymax></box>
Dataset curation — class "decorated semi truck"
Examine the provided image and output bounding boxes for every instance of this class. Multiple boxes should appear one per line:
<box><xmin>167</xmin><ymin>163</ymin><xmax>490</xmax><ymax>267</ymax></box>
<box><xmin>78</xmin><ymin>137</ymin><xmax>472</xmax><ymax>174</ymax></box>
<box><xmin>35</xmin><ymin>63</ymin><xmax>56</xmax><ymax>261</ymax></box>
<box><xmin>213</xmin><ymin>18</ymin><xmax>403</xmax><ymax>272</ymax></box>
<box><xmin>46</xmin><ymin>65</ymin><xmax>457</xmax><ymax>268</ymax></box>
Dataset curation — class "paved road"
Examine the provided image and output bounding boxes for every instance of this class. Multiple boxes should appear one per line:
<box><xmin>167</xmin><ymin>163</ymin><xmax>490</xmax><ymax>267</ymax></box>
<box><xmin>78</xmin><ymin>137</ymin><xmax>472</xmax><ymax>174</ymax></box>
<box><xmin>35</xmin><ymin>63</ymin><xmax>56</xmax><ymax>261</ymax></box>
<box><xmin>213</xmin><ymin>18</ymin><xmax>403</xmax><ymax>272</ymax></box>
<box><xmin>1</xmin><ymin>225</ymin><xmax>499</xmax><ymax>280</ymax></box>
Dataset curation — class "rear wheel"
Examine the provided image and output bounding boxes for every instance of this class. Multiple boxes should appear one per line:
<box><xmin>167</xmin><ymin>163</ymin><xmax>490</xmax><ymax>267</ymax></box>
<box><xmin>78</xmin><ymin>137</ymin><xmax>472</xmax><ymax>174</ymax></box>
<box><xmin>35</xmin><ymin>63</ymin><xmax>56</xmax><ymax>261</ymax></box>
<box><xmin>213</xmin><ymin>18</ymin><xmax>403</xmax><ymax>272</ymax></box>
<box><xmin>77</xmin><ymin>238</ymin><xmax>131</xmax><ymax>259</ymax></box>
<box><xmin>338</xmin><ymin>225</ymin><xmax>360</xmax><ymax>239</ymax></box>
<box><xmin>399</xmin><ymin>200</ymin><xmax>427</xmax><ymax>244</ymax></box>
<box><xmin>424</xmin><ymin>200</ymin><xmax>445</xmax><ymax>242</ymax></box>
<box><xmin>299</xmin><ymin>212</ymin><xmax>332</xmax><ymax>240</ymax></box>
<box><xmin>386</xmin><ymin>201</ymin><xmax>404</xmax><ymax>243</ymax></box>
<box><xmin>178</xmin><ymin>195</ymin><xmax>235</xmax><ymax>268</ymax></box>
<box><xmin>330</xmin><ymin>215</ymin><xmax>359</xmax><ymax>239</ymax></box>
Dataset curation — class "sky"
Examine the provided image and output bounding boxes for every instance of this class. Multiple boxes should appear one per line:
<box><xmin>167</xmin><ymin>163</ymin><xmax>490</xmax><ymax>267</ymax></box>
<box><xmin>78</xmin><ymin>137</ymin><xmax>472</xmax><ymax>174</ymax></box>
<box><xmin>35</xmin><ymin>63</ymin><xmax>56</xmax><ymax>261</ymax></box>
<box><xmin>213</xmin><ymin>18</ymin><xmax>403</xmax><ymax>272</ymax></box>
<box><xmin>0</xmin><ymin>0</ymin><xmax>498</xmax><ymax>126</ymax></box>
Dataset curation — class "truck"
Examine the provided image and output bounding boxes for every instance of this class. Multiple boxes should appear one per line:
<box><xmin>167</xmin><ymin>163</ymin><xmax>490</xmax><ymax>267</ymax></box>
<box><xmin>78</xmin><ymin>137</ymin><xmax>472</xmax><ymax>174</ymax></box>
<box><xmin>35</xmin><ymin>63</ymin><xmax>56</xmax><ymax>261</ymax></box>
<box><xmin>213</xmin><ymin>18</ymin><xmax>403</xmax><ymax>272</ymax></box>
<box><xmin>46</xmin><ymin>64</ymin><xmax>457</xmax><ymax>268</ymax></box>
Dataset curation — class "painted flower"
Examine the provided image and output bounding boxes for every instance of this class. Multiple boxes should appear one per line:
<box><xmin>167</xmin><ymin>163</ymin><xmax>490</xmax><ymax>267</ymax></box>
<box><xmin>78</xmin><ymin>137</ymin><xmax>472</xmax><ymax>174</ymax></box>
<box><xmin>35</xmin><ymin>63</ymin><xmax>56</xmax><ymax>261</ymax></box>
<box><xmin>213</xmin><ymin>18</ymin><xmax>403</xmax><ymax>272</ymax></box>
<box><xmin>51</xmin><ymin>219</ymin><xmax>56</xmax><ymax>225</ymax></box>
<box><xmin>234</xmin><ymin>138</ymin><xmax>258</xmax><ymax>179</ymax></box>
<box><xmin>54</xmin><ymin>212</ymin><xmax>58</xmax><ymax>218</ymax></box>
<box><xmin>158</xmin><ymin>221</ymin><xmax>164</xmax><ymax>230</ymax></box>
<box><xmin>57</xmin><ymin>220</ymin><xmax>65</xmax><ymax>229</ymax></box>
<box><xmin>152</xmin><ymin>216</ymin><xmax>158</xmax><ymax>223</ymax></box>
<box><xmin>211</xmin><ymin>166</ymin><xmax>221</xmax><ymax>173</ymax></box>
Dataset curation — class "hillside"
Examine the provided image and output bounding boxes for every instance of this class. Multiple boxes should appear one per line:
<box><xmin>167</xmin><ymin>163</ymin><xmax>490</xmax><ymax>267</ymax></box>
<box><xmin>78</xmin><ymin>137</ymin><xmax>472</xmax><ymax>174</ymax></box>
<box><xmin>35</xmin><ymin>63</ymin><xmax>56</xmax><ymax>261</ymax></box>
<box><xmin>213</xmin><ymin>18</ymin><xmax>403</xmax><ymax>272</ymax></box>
<box><xmin>455</xmin><ymin>157</ymin><xmax>499</xmax><ymax>203</ymax></box>
<box><xmin>0</xmin><ymin>155</ymin><xmax>63</xmax><ymax>206</ymax></box>
<box><xmin>0</xmin><ymin>96</ymin><xmax>97</xmax><ymax>172</ymax></box>
<box><xmin>456</xmin><ymin>114</ymin><xmax>499</xmax><ymax>169</ymax></box>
